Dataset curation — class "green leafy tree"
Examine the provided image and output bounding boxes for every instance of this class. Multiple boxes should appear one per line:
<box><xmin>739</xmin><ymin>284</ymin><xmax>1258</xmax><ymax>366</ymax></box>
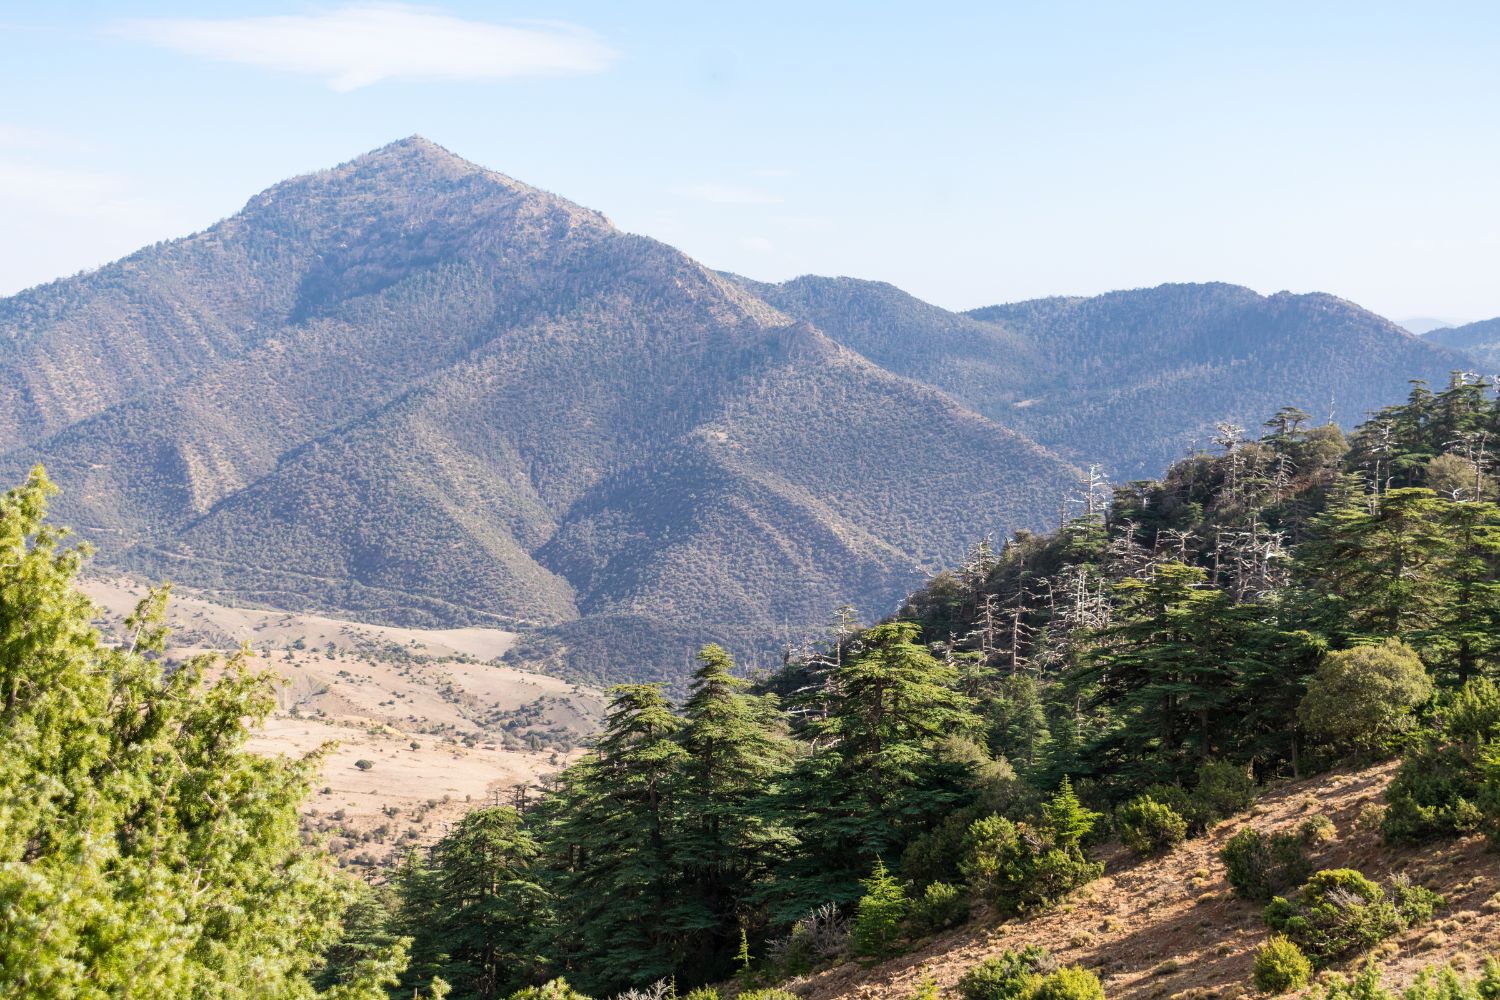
<box><xmin>0</xmin><ymin>468</ymin><xmax>406</xmax><ymax>998</ymax></box>
<box><xmin>1298</xmin><ymin>639</ymin><xmax>1433</xmax><ymax>754</ymax></box>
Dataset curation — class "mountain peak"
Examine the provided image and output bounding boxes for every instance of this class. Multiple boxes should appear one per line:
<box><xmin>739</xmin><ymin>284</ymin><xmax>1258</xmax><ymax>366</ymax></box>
<box><xmin>341</xmin><ymin>133</ymin><xmax>489</xmax><ymax>183</ymax></box>
<box><xmin>357</xmin><ymin>134</ymin><xmax>473</xmax><ymax>169</ymax></box>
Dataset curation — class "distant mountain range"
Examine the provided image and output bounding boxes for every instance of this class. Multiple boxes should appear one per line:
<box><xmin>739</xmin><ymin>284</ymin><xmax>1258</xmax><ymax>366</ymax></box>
<box><xmin>0</xmin><ymin>137</ymin><xmax>1472</xmax><ymax>683</ymax></box>
<box><xmin>1424</xmin><ymin>318</ymin><xmax>1500</xmax><ymax>370</ymax></box>
<box><xmin>1400</xmin><ymin>316</ymin><xmax>1466</xmax><ymax>335</ymax></box>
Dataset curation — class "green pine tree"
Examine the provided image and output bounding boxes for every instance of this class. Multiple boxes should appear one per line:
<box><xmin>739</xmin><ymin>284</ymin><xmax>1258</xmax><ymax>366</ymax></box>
<box><xmin>674</xmin><ymin>645</ymin><xmax>794</xmax><ymax>981</ymax></box>
<box><xmin>850</xmin><ymin>859</ymin><xmax>908</xmax><ymax>959</ymax></box>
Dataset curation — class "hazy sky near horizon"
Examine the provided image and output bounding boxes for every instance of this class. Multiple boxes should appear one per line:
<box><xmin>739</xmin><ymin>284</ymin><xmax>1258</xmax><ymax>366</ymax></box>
<box><xmin>3</xmin><ymin>2</ymin><xmax>1498</xmax><ymax>322</ymax></box>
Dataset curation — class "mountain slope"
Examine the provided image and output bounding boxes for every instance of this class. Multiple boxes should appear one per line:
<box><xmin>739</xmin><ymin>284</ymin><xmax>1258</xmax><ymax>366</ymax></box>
<box><xmin>1426</xmin><ymin>317</ymin><xmax>1500</xmax><ymax>369</ymax></box>
<box><xmin>0</xmin><ymin>137</ymin><xmax>1078</xmax><ymax>683</ymax></box>
<box><xmin>797</xmin><ymin>762</ymin><xmax>1500</xmax><ymax>1000</ymax></box>
<box><xmin>750</xmin><ymin>276</ymin><xmax>1468</xmax><ymax>479</ymax></box>
<box><xmin>972</xmin><ymin>284</ymin><xmax>1471</xmax><ymax>476</ymax></box>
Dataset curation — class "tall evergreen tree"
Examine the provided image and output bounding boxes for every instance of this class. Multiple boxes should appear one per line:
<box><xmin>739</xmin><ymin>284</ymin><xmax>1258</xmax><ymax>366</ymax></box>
<box><xmin>544</xmin><ymin>684</ymin><xmax>688</xmax><ymax>993</ymax></box>
<box><xmin>674</xmin><ymin>645</ymin><xmax>795</xmax><ymax>980</ymax></box>
<box><xmin>400</xmin><ymin>807</ymin><xmax>552</xmax><ymax>1000</ymax></box>
<box><xmin>1080</xmin><ymin>563</ymin><xmax>1262</xmax><ymax>784</ymax></box>
<box><xmin>1432</xmin><ymin>500</ymin><xmax>1500</xmax><ymax>684</ymax></box>
<box><xmin>776</xmin><ymin>622</ymin><xmax>978</xmax><ymax>917</ymax></box>
<box><xmin>1297</xmin><ymin>488</ymin><xmax>1453</xmax><ymax>641</ymax></box>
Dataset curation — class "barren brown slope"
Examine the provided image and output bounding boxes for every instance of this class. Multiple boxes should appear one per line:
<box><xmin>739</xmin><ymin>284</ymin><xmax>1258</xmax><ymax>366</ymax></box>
<box><xmin>791</xmin><ymin>762</ymin><xmax>1499</xmax><ymax>1000</ymax></box>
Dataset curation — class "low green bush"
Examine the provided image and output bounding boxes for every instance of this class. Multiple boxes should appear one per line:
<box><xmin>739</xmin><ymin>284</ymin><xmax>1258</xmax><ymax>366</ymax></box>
<box><xmin>1387</xmin><ymin>872</ymin><xmax>1444</xmax><ymax>925</ymax></box>
<box><xmin>1193</xmin><ymin>760</ymin><xmax>1257</xmax><ymax>823</ymax></box>
<box><xmin>1315</xmin><ymin>958</ymin><xmax>1500</xmax><ymax>1000</ymax></box>
<box><xmin>957</xmin><ymin>946</ymin><xmax>1056</xmax><ymax>1000</ymax></box>
<box><xmin>1252</xmin><ymin>936</ymin><xmax>1312</xmax><ymax>994</ymax></box>
<box><xmin>1382</xmin><ymin>678</ymin><xmax>1500</xmax><ymax>845</ymax></box>
<box><xmin>961</xmin><ymin>814</ymin><xmax>1102</xmax><ymax>914</ymax></box>
<box><xmin>1116</xmin><ymin>796</ymin><xmax>1188</xmax><ymax>856</ymax></box>
<box><xmin>961</xmin><ymin>783</ymin><xmax>1104</xmax><ymax>915</ymax></box>
<box><xmin>1264</xmin><ymin>868</ymin><xmax>1440</xmax><ymax>963</ymax></box>
<box><xmin>1383</xmin><ymin>741</ymin><xmax>1487</xmax><ymax>844</ymax></box>
<box><xmin>1221</xmin><ymin>828</ymin><xmax>1311</xmax><ymax>902</ymax></box>
<box><xmin>684</xmin><ymin>988</ymin><xmax>720</xmax><ymax>1000</ymax></box>
<box><xmin>1298</xmin><ymin>814</ymin><xmax>1337</xmax><ymax>845</ymax></box>
<box><xmin>1142</xmin><ymin>760</ymin><xmax>1258</xmax><ymax>834</ymax></box>
<box><xmin>1032</xmin><ymin>966</ymin><xmax>1105</xmax><ymax>1000</ymax></box>
<box><xmin>906</xmin><ymin>880</ymin><xmax>969</xmax><ymax>935</ymax></box>
<box><xmin>739</xmin><ymin>991</ymin><xmax>799</xmax><ymax>1000</ymax></box>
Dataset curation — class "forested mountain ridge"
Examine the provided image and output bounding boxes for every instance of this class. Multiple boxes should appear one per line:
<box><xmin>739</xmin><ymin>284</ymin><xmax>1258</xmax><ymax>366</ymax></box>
<box><xmin>0</xmin><ymin>136</ymin><xmax>1078</xmax><ymax>681</ymax></box>
<box><xmin>0</xmin><ymin>136</ymin><xmax>1474</xmax><ymax>684</ymax></box>
<box><xmin>367</xmin><ymin>377</ymin><xmax>1500</xmax><ymax>999</ymax></box>
<box><xmin>1426</xmin><ymin>316</ymin><xmax>1500</xmax><ymax>369</ymax></box>
<box><xmin>746</xmin><ymin>275</ymin><xmax>1468</xmax><ymax>479</ymax></box>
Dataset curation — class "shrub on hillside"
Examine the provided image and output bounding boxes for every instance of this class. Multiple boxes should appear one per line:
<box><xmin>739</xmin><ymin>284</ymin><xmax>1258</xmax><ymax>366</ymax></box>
<box><xmin>1252</xmin><ymin>937</ymin><xmax>1312</xmax><ymax>994</ymax></box>
<box><xmin>1116</xmin><ymin>796</ymin><xmax>1188</xmax><ymax>856</ymax></box>
<box><xmin>961</xmin><ymin>781</ymin><xmax>1103</xmax><ymax>914</ymax></box>
<box><xmin>1264</xmin><ymin>868</ymin><xmax>1440</xmax><ymax>963</ymax></box>
<box><xmin>1032</xmin><ymin>966</ymin><xmax>1106</xmax><ymax>1000</ymax></box>
<box><xmin>901</xmin><ymin>748</ymin><xmax>1040</xmax><ymax>887</ymax></box>
<box><xmin>1193</xmin><ymin>760</ymin><xmax>1258</xmax><ymax>823</ymax></box>
<box><xmin>1142</xmin><ymin>759</ymin><xmax>1258</xmax><ymax>834</ymax></box>
<box><xmin>1382</xmin><ymin>678</ymin><xmax>1500</xmax><ymax>845</ymax></box>
<box><xmin>1299</xmin><ymin>814</ymin><xmax>1337</xmax><ymax>845</ymax></box>
<box><xmin>1387</xmin><ymin>872</ymin><xmax>1444</xmax><ymax>925</ymax></box>
<box><xmin>909</xmin><ymin>979</ymin><xmax>941</xmax><ymax>1000</ymax></box>
<box><xmin>957</xmin><ymin>946</ymin><xmax>1056</xmax><ymax>1000</ymax></box>
<box><xmin>1299</xmin><ymin>639</ymin><xmax>1433</xmax><ymax>755</ymax></box>
<box><xmin>1221</xmin><ymin>828</ymin><xmax>1311</xmax><ymax>902</ymax></box>
<box><xmin>738</xmin><ymin>991</ymin><xmax>798</xmax><ymax>1000</ymax></box>
<box><xmin>960</xmin><ymin>815</ymin><xmax>1102</xmax><ymax>914</ymax></box>
<box><xmin>1314</xmin><ymin>958</ymin><xmax>1500</xmax><ymax>1000</ymax></box>
<box><xmin>906</xmin><ymin>881</ymin><xmax>968</xmax><ymax>935</ymax></box>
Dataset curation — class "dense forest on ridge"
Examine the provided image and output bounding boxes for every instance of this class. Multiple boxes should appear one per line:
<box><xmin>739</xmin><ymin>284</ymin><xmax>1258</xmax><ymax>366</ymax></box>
<box><xmin>7</xmin><ymin>374</ymin><xmax>1500</xmax><ymax>999</ymax></box>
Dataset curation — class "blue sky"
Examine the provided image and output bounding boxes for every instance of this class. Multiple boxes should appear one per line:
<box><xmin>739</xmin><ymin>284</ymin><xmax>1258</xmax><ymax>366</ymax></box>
<box><xmin>3</xmin><ymin>2</ymin><xmax>1499</xmax><ymax>322</ymax></box>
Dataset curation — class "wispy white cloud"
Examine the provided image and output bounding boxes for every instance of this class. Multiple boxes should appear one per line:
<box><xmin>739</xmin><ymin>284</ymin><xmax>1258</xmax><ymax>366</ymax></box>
<box><xmin>740</xmin><ymin>236</ymin><xmax>775</xmax><ymax>252</ymax></box>
<box><xmin>674</xmin><ymin>182</ymin><xmax>782</xmax><ymax>205</ymax></box>
<box><xmin>113</xmin><ymin>4</ymin><xmax>617</xmax><ymax>92</ymax></box>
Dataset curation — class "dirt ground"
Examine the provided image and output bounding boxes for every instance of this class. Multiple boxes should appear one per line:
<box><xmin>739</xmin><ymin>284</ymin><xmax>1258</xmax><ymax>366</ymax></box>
<box><xmin>83</xmin><ymin>574</ymin><xmax>604</xmax><ymax>868</ymax></box>
<box><xmin>791</xmin><ymin>762</ymin><xmax>1500</xmax><ymax>1000</ymax></box>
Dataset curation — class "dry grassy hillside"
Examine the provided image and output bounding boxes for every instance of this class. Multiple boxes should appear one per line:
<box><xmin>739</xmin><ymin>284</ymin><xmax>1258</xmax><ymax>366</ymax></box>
<box><xmin>83</xmin><ymin>574</ymin><xmax>605</xmax><ymax>867</ymax></box>
<box><xmin>792</xmin><ymin>763</ymin><xmax>1499</xmax><ymax>1000</ymax></box>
